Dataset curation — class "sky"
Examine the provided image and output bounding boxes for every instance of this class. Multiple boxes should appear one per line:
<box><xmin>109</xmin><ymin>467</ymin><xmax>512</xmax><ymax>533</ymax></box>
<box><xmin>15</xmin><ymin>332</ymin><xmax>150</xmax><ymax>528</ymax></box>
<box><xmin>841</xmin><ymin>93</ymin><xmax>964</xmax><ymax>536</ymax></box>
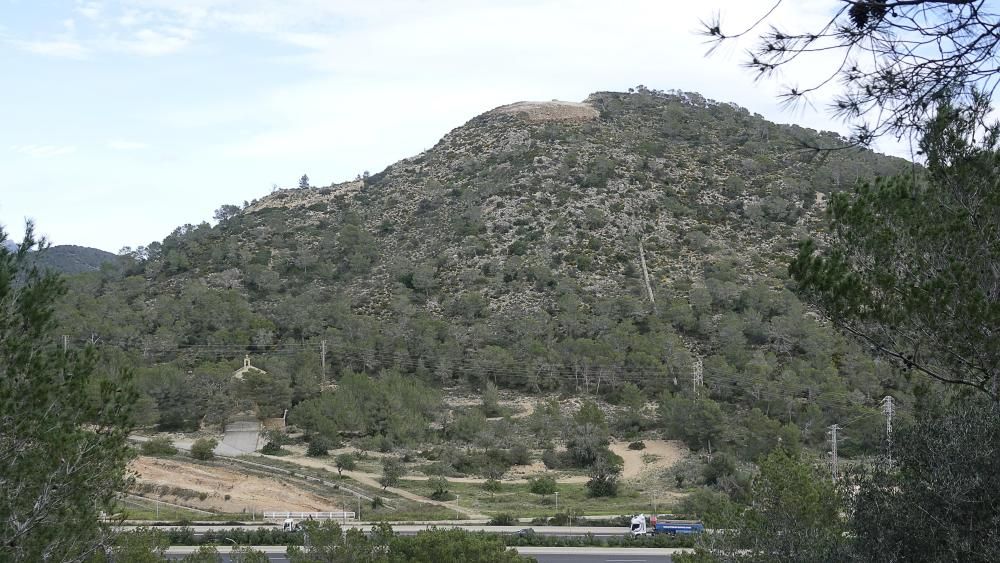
<box><xmin>0</xmin><ymin>0</ymin><xmax>910</xmax><ymax>253</ymax></box>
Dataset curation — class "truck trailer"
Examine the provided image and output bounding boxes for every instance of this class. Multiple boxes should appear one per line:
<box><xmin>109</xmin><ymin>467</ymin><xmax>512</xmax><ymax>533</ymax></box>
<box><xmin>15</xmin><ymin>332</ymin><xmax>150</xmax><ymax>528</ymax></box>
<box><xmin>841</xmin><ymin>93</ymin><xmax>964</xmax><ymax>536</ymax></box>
<box><xmin>629</xmin><ymin>514</ymin><xmax>705</xmax><ymax>537</ymax></box>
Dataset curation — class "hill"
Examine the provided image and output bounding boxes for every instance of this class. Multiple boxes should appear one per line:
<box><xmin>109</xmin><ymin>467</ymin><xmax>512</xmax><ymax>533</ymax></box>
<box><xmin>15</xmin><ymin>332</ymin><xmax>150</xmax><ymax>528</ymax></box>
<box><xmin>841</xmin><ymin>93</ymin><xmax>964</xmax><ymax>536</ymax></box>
<box><xmin>58</xmin><ymin>88</ymin><xmax>913</xmax><ymax>459</ymax></box>
<box><xmin>33</xmin><ymin>245</ymin><xmax>117</xmax><ymax>275</ymax></box>
<box><xmin>1</xmin><ymin>239</ymin><xmax>117</xmax><ymax>274</ymax></box>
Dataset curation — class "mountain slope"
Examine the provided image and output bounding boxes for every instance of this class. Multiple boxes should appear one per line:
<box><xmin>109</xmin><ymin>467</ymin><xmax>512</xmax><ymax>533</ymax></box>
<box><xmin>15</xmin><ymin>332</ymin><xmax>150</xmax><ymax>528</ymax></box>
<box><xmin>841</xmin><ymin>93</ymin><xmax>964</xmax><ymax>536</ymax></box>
<box><xmin>60</xmin><ymin>88</ymin><xmax>912</xmax><ymax>455</ymax></box>
<box><xmin>1</xmin><ymin>239</ymin><xmax>116</xmax><ymax>274</ymax></box>
<box><xmin>34</xmin><ymin>245</ymin><xmax>117</xmax><ymax>275</ymax></box>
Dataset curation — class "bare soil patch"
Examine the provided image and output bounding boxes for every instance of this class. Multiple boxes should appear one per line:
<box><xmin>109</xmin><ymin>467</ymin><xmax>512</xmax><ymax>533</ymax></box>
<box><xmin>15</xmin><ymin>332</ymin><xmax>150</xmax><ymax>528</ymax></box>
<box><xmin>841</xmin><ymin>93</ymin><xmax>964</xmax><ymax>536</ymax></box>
<box><xmin>609</xmin><ymin>440</ymin><xmax>687</xmax><ymax>480</ymax></box>
<box><xmin>130</xmin><ymin>456</ymin><xmax>342</xmax><ymax>514</ymax></box>
<box><xmin>491</xmin><ymin>101</ymin><xmax>598</xmax><ymax>122</ymax></box>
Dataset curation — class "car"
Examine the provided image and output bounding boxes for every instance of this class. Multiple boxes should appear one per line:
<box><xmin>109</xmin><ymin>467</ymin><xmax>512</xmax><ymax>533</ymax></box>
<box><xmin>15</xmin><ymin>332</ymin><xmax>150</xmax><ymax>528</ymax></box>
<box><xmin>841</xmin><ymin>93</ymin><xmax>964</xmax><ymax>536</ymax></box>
<box><xmin>515</xmin><ymin>528</ymin><xmax>536</xmax><ymax>538</ymax></box>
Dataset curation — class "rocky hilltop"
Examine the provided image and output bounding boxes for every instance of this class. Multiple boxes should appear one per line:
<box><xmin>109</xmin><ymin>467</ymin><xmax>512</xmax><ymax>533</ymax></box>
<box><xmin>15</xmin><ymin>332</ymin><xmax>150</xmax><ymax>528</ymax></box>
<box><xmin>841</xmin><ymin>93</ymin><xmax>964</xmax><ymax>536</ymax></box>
<box><xmin>228</xmin><ymin>89</ymin><xmax>903</xmax><ymax>318</ymax></box>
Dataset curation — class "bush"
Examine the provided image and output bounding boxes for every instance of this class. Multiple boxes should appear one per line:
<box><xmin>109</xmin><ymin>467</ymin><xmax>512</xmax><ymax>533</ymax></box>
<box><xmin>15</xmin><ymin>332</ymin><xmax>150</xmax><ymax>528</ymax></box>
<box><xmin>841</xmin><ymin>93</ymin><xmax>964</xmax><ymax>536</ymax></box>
<box><xmin>428</xmin><ymin>476</ymin><xmax>455</xmax><ymax>501</ymax></box>
<box><xmin>190</xmin><ymin>438</ymin><xmax>217</xmax><ymax>461</ymax></box>
<box><xmin>703</xmin><ymin>452</ymin><xmax>737</xmax><ymax>486</ymax></box>
<box><xmin>549</xmin><ymin>512</ymin><xmax>573</xmax><ymax>526</ymax></box>
<box><xmin>379</xmin><ymin>457</ymin><xmax>405</xmax><ymax>490</ymax></box>
<box><xmin>260</xmin><ymin>441</ymin><xmax>283</xmax><ymax>455</ymax></box>
<box><xmin>306</xmin><ymin>438</ymin><xmax>330</xmax><ymax>457</ymax></box>
<box><xmin>529</xmin><ymin>475</ymin><xmax>558</xmax><ymax>496</ymax></box>
<box><xmin>334</xmin><ymin>453</ymin><xmax>356</xmax><ymax>477</ymax></box>
<box><xmin>507</xmin><ymin>444</ymin><xmax>531</xmax><ymax>466</ymax></box>
<box><xmin>482</xmin><ymin>479</ymin><xmax>502</xmax><ymax>495</ymax></box>
<box><xmin>140</xmin><ymin>437</ymin><xmax>178</xmax><ymax>457</ymax></box>
<box><xmin>541</xmin><ymin>449</ymin><xmax>562</xmax><ymax>469</ymax></box>
<box><xmin>627</xmin><ymin>441</ymin><xmax>646</xmax><ymax>451</ymax></box>
<box><xmin>679</xmin><ymin>487</ymin><xmax>736</xmax><ymax>527</ymax></box>
<box><xmin>488</xmin><ymin>513</ymin><xmax>516</xmax><ymax>526</ymax></box>
<box><xmin>586</xmin><ymin>453</ymin><xmax>622</xmax><ymax>498</ymax></box>
<box><xmin>663</xmin><ymin>457</ymin><xmax>705</xmax><ymax>490</ymax></box>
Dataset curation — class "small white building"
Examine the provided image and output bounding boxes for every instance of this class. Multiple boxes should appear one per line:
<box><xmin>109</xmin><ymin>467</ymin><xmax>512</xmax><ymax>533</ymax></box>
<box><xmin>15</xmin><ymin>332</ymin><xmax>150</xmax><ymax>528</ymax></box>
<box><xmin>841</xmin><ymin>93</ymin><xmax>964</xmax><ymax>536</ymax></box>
<box><xmin>233</xmin><ymin>354</ymin><xmax>267</xmax><ymax>380</ymax></box>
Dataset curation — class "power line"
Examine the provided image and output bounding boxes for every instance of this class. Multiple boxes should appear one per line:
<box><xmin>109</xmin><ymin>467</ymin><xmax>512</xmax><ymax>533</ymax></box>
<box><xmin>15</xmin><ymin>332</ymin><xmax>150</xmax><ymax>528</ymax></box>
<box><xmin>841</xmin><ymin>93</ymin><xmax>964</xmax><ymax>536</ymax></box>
<box><xmin>62</xmin><ymin>333</ymin><xmax>909</xmax><ymax>418</ymax></box>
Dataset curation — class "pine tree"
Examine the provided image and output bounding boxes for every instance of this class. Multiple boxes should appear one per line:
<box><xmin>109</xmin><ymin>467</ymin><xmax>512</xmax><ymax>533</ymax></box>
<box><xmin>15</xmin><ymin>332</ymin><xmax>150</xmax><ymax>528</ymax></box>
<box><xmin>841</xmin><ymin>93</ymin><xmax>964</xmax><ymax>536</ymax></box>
<box><xmin>0</xmin><ymin>223</ymin><xmax>137</xmax><ymax>561</ymax></box>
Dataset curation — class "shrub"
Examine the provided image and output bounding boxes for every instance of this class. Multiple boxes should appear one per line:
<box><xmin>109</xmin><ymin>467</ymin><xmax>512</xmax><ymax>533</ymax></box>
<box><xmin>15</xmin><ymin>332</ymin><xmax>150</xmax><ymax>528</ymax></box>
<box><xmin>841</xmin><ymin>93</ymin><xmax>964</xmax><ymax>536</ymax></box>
<box><xmin>541</xmin><ymin>449</ymin><xmax>561</xmax><ymax>469</ymax></box>
<box><xmin>379</xmin><ymin>457</ymin><xmax>405</xmax><ymax>490</ymax></box>
<box><xmin>140</xmin><ymin>437</ymin><xmax>178</xmax><ymax>457</ymax></box>
<box><xmin>549</xmin><ymin>512</ymin><xmax>573</xmax><ymax>526</ymax></box>
<box><xmin>507</xmin><ymin>444</ymin><xmax>531</xmax><ymax>466</ymax></box>
<box><xmin>703</xmin><ymin>452</ymin><xmax>737</xmax><ymax>486</ymax></box>
<box><xmin>306</xmin><ymin>438</ymin><xmax>330</xmax><ymax>457</ymax></box>
<box><xmin>627</xmin><ymin>441</ymin><xmax>646</xmax><ymax>451</ymax></box>
<box><xmin>428</xmin><ymin>476</ymin><xmax>455</xmax><ymax>501</ymax></box>
<box><xmin>529</xmin><ymin>475</ymin><xmax>558</xmax><ymax>496</ymax></box>
<box><xmin>482</xmin><ymin>479</ymin><xmax>502</xmax><ymax>496</ymax></box>
<box><xmin>488</xmin><ymin>513</ymin><xmax>516</xmax><ymax>526</ymax></box>
<box><xmin>260</xmin><ymin>441</ymin><xmax>283</xmax><ymax>455</ymax></box>
<box><xmin>334</xmin><ymin>453</ymin><xmax>356</xmax><ymax>477</ymax></box>
<box><xmin>190</xmin><ymin>438</ymin><xmax>217</xmax><ymax>461</ymax></box>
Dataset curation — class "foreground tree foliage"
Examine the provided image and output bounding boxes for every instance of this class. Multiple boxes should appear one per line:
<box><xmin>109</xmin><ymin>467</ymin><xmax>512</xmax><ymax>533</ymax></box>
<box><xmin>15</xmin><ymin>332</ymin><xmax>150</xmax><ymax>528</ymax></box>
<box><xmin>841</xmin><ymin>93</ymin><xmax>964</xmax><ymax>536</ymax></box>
<box><xmin>704</xmin><ymin>0</ymin><xmax>1000</xmax><ymax>144</ymax></box>
<box><xmin>791</xmin><ymin>102</ymin><xmax>1000</xmax><ymax>398</ymax></box>
<box><xmin>848</xmin><ymin>397</ymin><xmax>1000</xmax><ymax>562</ymax></box>
<box><xmin>287</xmin><ymin>521</ymin><xmax>533</xmax><ymax>563</ymax></box>
<box><xmin>680</xmin><ymin>449</ymin><xmax>848</xmax><ymax>562</ymax></box>
<box><xmin>0</xmin><ymin>225</ymin><xmax>136</xmax><ymax>562</ymax></box>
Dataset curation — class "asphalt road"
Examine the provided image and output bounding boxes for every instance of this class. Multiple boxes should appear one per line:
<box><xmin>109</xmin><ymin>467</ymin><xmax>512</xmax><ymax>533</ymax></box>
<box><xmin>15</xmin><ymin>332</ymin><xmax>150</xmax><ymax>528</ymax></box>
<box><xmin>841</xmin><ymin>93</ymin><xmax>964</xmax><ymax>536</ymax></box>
<box><xmin>129</xmin><ymin>524</ymin><xmax>631</xmax><ymax>538</ymax></box>
<box><xmin>162</xmin><ymin>546</ymin><xmax>681</xmax><ymax>562</ymax></box>
<box><xmin>216</xmin><ymin>421</ymin><xmax>260</xmax><ymax>455</ymax></box>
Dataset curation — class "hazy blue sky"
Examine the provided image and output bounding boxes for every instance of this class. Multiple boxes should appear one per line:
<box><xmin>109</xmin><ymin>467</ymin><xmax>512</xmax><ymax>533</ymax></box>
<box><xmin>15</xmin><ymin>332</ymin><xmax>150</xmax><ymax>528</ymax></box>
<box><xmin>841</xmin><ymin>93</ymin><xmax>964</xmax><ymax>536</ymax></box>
<box><xmin>0</xmin><ymin>0</ymin><xmax>907</xmax><ymax>252</ymax></box>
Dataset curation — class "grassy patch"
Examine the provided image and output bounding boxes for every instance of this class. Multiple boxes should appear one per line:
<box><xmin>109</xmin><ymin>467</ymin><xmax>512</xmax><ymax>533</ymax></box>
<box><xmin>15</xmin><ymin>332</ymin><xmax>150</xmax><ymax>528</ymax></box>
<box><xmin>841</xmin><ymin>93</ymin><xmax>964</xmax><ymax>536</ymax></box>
<box><xmin>393</xmin><ymin>480</ymin><xmax>645</xmax><ymax>517</ymax></box>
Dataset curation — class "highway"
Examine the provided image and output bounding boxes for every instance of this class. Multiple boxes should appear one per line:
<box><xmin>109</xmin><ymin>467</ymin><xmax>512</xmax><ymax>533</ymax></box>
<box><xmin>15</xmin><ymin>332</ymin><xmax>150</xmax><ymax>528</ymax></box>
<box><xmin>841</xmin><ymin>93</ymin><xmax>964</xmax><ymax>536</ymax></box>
<box><xmin>163</xmin><ymin>545</ymin><xmax>684</xmax><ymax>562</ymax></box>
<box><xmin>124</xmin><ymin>523</ymin><xmax>632</xmax><ymax>538</ymax></box>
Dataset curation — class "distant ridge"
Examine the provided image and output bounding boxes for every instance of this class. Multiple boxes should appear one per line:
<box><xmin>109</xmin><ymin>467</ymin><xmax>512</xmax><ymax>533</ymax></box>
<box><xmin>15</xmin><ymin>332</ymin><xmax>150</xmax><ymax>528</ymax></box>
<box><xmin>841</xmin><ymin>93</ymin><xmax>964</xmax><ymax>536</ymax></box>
<box><xmin>33</xmin><ymin>245</ymin><xmax>117</xmax><ymax>275</ymax></box>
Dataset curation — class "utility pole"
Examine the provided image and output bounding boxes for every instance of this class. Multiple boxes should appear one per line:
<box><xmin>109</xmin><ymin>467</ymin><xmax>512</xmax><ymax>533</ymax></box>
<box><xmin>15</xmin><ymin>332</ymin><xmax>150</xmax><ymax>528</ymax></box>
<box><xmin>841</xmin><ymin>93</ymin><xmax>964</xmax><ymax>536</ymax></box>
<box><xmin>881</xmin><ymin>396</ymin><xmax>894</xmax><ymax>438</ymax></box>
<box><xmin>63</xmin><ymin>335</ymin><xmax>68</xmax><ymax>353</ymax></box>
<box><xmin>637</xmin><ymin>235</ymin><xmax>655</xmax><ymax>307</ymax></box>
<box><xmin>828</xmin><ymin>424</ymin><xmax>841</xmax><ymax>482</ymax></box>
<box><xmin>320</xmin><ymin>340</ymin><xmax>327</xmax><ymax>381</ymax></box>
<box><xmin>882</xmin><ymin>396</ymin><xmax>895</xmax><ymax>462</ymax></box>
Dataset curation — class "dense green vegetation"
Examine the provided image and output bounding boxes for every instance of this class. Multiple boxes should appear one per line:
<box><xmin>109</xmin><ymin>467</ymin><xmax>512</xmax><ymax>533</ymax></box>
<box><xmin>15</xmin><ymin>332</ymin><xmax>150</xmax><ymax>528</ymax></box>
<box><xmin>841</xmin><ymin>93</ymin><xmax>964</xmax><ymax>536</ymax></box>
<box><xmin>91</xmin><ymin>524</ymin><xmax>534</xmax><ymax>562</ymax></box>
<box><xmin>1</xmin><ymin>226</ymin><xmax>136</xmax><ymax>561</ymax></box>
<box><xmin>51</xmin><ymin>90</ymin><xmax>913</xmax><ymax>473</ymax></box>
<box><xmin>35</xmin><ymin>244</ymin><xmax>118</xmax><ymax>275</ymax></box>
<box><xmin>678</xmin><ymin>96</ymin><xmax>1000</xmax><ymax>560</ymax></box>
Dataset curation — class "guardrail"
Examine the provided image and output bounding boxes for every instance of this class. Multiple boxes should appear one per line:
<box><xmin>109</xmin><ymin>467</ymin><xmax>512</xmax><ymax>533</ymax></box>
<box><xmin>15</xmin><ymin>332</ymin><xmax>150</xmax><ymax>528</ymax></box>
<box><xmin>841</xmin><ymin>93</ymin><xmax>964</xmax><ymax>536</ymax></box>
<box><xmin>263</xmin><ymin>511</ymin><xmax>356</xmax><ymax>521</ymax></box>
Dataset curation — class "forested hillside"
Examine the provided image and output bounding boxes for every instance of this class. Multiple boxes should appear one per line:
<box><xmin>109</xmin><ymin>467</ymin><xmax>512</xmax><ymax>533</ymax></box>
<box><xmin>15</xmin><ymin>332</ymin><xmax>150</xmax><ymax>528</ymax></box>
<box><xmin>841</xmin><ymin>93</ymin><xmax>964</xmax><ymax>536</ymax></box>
<box><xmin>33</xmin><ymin>244</ymin><xmax>117</xmax><ymax>274</ymax></box>
<box><xmin>58</xmin><ymin>87</ymin><xmax>913</xmax><ymax>460</ymax></box>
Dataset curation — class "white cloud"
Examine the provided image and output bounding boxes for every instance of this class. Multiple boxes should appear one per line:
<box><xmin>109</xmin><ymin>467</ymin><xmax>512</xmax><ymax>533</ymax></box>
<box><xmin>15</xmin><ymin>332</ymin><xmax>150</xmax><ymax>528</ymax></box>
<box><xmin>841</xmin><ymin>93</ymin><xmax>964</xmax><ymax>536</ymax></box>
<box><xmin>109</xmin><ymin>27</ymin><xmax>194</xmax><ymax>56</ymax></box>
<box><xmin>75</xmin><ymin>1</ymin><xmax>102</xmax><ymax>20</ymax></box>
<box><xmin>11</xmin><ymin>144</ymin><xmax>78</xmax><ymax>158</ymax></box>
<box><xmin>9</xmin><ymin>38</ymin><xmax>89</xmax><ymax>59</ymax></box>
<box><xmin>108</xmin><ymin>140</ymin><xmax>149</xmax><ymax>150</ymax></box>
